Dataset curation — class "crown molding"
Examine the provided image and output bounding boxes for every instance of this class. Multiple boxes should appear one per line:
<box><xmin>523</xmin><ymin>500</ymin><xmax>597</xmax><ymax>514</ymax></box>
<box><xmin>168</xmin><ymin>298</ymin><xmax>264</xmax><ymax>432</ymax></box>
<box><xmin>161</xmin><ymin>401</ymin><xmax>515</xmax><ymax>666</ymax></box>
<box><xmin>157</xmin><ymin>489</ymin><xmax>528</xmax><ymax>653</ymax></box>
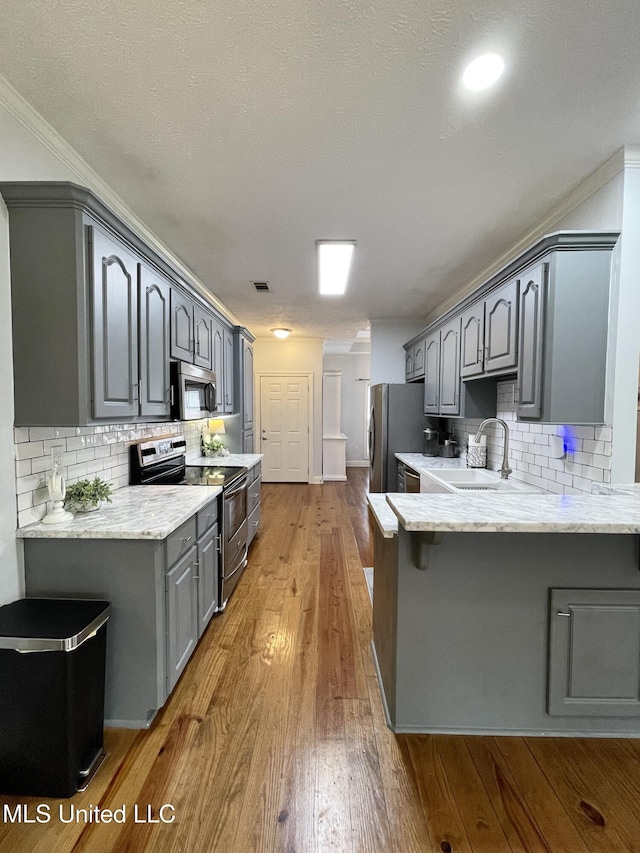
<box><xmin>0</xmin><ymin>75</ymin><xmax>240</xmax><ymax>325</ymax></box>
<box><xmin>428</xmin><ymin>148</ymin><xmax>627</xmax><ymax>322</ymax></box>
<box><xmin>623</xmin><ymin>144</ymin><xmax>640</xmax><ymax>168</ymax></box>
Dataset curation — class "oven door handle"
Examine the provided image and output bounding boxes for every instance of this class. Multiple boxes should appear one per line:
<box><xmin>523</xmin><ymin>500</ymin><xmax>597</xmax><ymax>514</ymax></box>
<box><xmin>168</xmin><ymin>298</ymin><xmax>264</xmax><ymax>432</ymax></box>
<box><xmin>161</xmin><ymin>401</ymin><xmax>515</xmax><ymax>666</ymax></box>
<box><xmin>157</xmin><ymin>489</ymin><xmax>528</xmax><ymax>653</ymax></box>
<box><xmin>225</xmin><ymin>544</ymin><xmax>248</xmax><ymax>581</ymax></box>
<box><xmin>225</xmin><ymin>478</ymin><xmax>248</xmax><ymax>498</ymax></box>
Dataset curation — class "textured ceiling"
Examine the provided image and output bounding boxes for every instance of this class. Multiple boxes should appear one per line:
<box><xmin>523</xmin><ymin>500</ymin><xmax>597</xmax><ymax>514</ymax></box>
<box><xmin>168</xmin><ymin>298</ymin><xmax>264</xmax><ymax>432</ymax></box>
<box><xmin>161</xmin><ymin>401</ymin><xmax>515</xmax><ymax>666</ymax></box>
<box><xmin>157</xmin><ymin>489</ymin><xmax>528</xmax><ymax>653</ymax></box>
<box><xmin>1</xmin><ymin>0</ymin><xmax>640</xmax><ymax>345</ymax></box>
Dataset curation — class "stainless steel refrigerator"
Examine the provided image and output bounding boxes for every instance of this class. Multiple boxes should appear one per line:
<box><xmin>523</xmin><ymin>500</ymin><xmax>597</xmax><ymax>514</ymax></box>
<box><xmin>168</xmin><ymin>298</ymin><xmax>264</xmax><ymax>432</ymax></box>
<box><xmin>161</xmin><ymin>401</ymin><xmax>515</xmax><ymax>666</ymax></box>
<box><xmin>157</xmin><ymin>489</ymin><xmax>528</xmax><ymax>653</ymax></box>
<box><xmin>368</xmin><ymin>383</ymin><xmax>428</xmax><ymax>492</ymax></box>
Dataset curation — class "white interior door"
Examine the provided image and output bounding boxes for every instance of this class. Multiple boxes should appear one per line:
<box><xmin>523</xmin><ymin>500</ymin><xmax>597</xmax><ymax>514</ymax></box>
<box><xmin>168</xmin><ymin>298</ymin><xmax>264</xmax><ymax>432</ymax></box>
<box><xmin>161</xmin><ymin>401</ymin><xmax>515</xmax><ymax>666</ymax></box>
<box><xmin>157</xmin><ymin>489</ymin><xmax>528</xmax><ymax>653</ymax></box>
<box><xmin>259</xmin><ymin>375</ymin><xmax>309</xmax><ymax>482</ymax></box>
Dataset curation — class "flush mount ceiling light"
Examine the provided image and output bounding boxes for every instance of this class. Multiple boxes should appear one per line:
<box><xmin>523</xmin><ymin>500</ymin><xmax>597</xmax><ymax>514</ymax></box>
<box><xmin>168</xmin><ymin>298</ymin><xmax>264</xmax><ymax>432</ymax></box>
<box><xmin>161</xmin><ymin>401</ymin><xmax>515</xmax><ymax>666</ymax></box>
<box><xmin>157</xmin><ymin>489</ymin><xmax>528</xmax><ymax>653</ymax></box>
<box><xmin>271</xmin><ymin>328</ymin><xmax>291</xmax><ymax>339</ymax></box>
<box><xmin>462</xmin><ymin>53</ymin><xmax>505</xmax><ymax>91</ymax></box>
<box><xmin>317</xmin><ymin>240</ymin><xmax>356</xmax><ymax>296</ymax></box>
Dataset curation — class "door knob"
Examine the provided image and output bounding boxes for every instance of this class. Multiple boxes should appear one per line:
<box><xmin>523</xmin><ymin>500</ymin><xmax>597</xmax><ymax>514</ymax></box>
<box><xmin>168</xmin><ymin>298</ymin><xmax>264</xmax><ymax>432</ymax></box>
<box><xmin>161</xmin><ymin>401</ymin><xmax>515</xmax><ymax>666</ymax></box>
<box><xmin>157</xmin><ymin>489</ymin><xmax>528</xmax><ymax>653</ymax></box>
<box><xmin>261</xmin><ymin>436</ymin><xmax>268</xmax><ymax>441</ymax></box>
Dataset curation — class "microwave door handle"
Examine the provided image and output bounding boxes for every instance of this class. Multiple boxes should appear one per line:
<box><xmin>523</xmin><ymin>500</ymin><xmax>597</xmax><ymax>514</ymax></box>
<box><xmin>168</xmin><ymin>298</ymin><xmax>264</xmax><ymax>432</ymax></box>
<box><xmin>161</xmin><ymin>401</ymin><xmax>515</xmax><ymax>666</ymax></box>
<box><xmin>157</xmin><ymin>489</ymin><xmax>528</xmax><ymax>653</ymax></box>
<box><xmin>205</xmin><ymin>382</ymin><xmax>215</xmax><ymax>413</ymax></box>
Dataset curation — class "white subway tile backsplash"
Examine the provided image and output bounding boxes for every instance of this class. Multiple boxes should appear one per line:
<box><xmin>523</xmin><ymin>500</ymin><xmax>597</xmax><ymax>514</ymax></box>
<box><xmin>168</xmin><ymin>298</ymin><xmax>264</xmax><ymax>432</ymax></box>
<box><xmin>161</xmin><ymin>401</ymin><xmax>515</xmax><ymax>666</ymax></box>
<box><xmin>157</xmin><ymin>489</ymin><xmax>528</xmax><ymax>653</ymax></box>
<box><xmin>449</xmin><ymin>381</ymin><xmax>612</xmax><ymax>497</ymax></box>
<box><xmin>16</xmin><ymin>441</ymin><xmax>45</xmax><ymax>460</ymax></box>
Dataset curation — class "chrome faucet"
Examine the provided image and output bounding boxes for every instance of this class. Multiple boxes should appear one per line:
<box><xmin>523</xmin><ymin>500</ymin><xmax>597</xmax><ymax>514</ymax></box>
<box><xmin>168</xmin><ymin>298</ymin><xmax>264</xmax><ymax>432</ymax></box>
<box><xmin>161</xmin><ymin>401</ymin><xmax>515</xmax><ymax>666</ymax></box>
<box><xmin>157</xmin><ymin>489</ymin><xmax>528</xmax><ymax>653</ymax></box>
<box><xmin>474</xmin><ymin>418</ymin><xmax>512</xmax><ymax>479</ymax></box>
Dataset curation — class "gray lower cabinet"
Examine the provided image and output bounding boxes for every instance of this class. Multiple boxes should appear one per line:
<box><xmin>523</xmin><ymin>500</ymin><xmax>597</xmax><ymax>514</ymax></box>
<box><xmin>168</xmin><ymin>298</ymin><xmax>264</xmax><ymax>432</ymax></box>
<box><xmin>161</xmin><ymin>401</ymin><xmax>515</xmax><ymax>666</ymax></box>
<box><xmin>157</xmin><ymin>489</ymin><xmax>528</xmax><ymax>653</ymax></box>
<box><xmin>166</xmin><ymin>545</ymin><xmax>199</xmax><ymax>694</ymax></box>
<box><xmin>23</xmin><ymin>495</ymin><xmax>221</xmax><ymax>728</ymax></box>
<box><xmin>548</xmin><ymin>588</ymin><xmax>640</xmax><ymax>717</ymax></box>
<box><xmin>247</xmin><ymin>464</ymin><xmax>261</xmax><ymax>545</ymax></box>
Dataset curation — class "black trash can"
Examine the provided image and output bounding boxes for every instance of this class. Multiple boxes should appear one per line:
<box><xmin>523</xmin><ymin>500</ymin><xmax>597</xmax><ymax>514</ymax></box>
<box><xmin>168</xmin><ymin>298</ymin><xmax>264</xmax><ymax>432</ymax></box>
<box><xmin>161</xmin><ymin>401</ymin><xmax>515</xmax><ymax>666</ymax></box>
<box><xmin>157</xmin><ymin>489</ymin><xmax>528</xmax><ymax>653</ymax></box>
<box><xmin>0</xmin><ymin>597</ymin><xmax>110</xmax><ymax>798</ymax></box>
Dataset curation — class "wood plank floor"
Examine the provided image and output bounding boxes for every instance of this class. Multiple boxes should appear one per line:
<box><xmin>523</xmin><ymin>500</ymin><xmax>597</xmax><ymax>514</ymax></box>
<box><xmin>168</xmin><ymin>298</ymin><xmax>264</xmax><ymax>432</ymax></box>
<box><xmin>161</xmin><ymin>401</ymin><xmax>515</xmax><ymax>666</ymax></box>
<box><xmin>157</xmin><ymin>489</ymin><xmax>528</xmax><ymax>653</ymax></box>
<box><xmin>3</xmin><ymin>468</ymin><xmax>640</xmax><ymax>851</ymax></box>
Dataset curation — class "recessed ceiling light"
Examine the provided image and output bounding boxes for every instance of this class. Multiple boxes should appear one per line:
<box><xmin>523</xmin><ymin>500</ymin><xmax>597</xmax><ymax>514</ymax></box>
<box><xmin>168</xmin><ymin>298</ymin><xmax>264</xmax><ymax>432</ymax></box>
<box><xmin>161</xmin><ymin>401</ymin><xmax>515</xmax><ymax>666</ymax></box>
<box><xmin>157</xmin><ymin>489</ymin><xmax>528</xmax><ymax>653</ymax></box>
<box><xmin>462</xmin><ymin>53</ymin><xmax>505</xmax><ymax>91</ymax></box>
<box><xmin>317</xmin><ymin>240</ymin><xmax>356</xmax><ymax>296</ymax></box>
<box><xmin>271</xmin><ymin>328</ymin><xmax>291</xmax><ymax>339</ymax></box>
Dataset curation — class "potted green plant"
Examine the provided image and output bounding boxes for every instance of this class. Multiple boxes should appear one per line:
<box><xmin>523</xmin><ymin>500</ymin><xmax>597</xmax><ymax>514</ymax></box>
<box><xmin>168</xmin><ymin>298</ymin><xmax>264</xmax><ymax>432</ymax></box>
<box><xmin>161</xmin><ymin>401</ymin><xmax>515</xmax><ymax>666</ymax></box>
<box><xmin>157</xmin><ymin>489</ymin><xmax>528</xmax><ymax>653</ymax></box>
<box><xmin>203</xmin><ymin>435</ymin><xmax>224</xmax><ymax>457</ymax></box>
<box><xmin>64</xmin><ymin>476</ymin><xmax>113</xmax><ymax>512</ymax></box>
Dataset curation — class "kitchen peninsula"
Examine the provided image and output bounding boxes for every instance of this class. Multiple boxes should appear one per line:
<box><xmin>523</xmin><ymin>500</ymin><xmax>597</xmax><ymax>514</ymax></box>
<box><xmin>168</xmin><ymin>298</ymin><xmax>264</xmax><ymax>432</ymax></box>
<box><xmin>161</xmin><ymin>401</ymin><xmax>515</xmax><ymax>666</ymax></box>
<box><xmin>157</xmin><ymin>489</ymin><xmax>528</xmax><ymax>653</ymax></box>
<box><xmin>368</xmin><ymin>487</ymin><xmax>640</xmax><ymax>736</ymax></box>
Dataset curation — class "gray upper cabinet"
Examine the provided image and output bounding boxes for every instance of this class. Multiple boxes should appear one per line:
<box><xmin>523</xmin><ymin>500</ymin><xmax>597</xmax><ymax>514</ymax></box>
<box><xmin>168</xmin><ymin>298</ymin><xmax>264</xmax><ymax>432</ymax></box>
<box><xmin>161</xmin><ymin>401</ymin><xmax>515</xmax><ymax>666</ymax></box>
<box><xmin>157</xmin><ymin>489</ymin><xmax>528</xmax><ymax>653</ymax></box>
<box><xmin>139</xmin><ymin>263</ymin><xmax>171</xmax><ymax>418</ymax></box>
<box><xmin>404</xmin><ymin>337</ymin><xmax>426</xmax><ymax>382</ymax></box>
<box><xmin>404</xmin><ymin>346</ymin><xmax>414</xmax><ymax>382</ymax></box>
<box><xmin>516</xmin><ymin>264</ymin><xmax>546</xmax><ymax>419</ymax></box>
<box><xmin>423</xmin><ymin>333</ymin><xmax>440</xmax><ymax>413</ymax></box>
<box><xmin>243</xmin><ymin>339</ymin><xmax>254</xmax><ymax>430</ymax></box>
<box><xmin>234</xmin><ymin>328</ymin><xmax>256</xmax><ymax>447</ymax></box>
<box><xmin>459</xmin><ymin>303</ymin><xmax>484</xmax><ymax>378</ymax></box>
<box><xmin>517</xmin><ymin>240</ymin><xmax>616</xmax><ymax>423</ymax></box>
<box><xmin>170</xmin><ymin>288</ymin><xmax>195</xmax><ymax>363</ymax></box>
<box><xmin>460</xmin><ymin>277</ymin><xmax>518</xmax><ymax>379</ymax></box>
<box><xmin>438</xmin><ymin>318</ymin><xmax>461</xmax><ymax>416</ymax></box>
<box><xmin>212</xmin><ymin>317</ymin><xmax>224</xmax><ymax>407</ymax></box>
<box><xmin>485</xmin><ymin>278</ymin><xmax>518</xmax><ymax>373</ymax></box>
<box><xmin>548</xmin><ymin>588</ymin><xmax>640</xmax><ymax>717</ymax></box>
<box><xmin>223</xmin><ymin>327</ymin><xmax>234</xmax><ymax>413</ymax></box>
<box><xmin>193</xmin><ymin>304</ymin><xmax>213</xmax><ymax>370</ymax></box>
<box><xmin>90</xmin><ymin>226</ymin><xmax>140</xmax><ymax>419</ymax></box>
<box><xmin>2</xmin><ymin>182</ymin><xmax>247</xmax><ymax>426</ymax></box>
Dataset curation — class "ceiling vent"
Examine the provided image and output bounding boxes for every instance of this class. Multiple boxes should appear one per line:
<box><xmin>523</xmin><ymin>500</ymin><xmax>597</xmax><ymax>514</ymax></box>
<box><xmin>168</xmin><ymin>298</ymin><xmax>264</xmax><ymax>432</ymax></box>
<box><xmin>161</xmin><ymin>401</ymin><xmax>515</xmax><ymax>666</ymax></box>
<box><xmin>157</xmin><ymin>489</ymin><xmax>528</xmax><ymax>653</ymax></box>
<box><xmin>252</xmin><ymin>281</ymin><xmax>270</xmax><ymax>292</ymax></box>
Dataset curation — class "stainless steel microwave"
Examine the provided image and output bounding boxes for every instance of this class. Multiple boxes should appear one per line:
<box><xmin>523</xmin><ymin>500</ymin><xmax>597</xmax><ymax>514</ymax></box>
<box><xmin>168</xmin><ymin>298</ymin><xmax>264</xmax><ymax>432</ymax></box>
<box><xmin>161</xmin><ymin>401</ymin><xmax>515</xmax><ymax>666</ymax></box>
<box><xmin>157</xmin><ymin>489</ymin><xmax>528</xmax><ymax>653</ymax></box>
<box><xmin>170</xmin><ymin>361</ymin><xmax>217</xmax><ymax>420</ymax></box>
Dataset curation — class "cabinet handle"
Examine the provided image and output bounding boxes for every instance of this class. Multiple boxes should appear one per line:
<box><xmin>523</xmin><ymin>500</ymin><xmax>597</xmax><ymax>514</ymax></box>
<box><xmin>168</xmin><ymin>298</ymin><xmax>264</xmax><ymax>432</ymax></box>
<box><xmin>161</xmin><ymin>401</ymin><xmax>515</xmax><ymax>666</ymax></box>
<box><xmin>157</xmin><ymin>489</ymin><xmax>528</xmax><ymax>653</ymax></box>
<box><xmin>206</xmin><ymin>513</ymin><xmax>215</xmax><ymax>519</ymax></box>
<box><xmin>133</xmin><ymin>381</ymin><xmax>141</xmax><ymax>401</ymax></box>
<box><xmin>556</xmin><ymin>611</ymin><xmax>571</xmax><ymax>617</ymax></box>
<box><xmin>513</xmin><ymin>385</ymin><xmax>520</xmax><ymax>405</ymax></box>
<box><xmin>216</xmin><ymin>534</ymin><xmax>222</xmax><ymax>552</ymax></box>
<box><xmin>193</xmin><ymin>560</ymin><xmax>200</xmax><ymax>580</ymax></box>
<box><xmin>477</xmin><ymin>348</ymin><xmax>483</xmax><ymax>363</ymax></box>
<box><xmin>169</xmin><ymin>386</ymin><xmax>174</xmax><ymax>406</ymax></box>
<box><xmin>253</xmin><ymin>521</ymin><xmax>259</xmax><ymax>527</ymax></box>
<box><xmin>182</xmin><ymin>536</ymin><xmax>193</xmax><ymax>543</ymax></box>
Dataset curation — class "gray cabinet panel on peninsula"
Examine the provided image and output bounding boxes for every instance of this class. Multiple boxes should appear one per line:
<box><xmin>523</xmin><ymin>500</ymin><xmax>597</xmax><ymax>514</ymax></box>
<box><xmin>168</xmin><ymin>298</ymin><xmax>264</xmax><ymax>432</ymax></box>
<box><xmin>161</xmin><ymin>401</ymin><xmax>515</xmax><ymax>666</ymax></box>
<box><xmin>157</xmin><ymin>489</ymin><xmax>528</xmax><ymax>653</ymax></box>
<box><xmin>0</xmin><ymin>182</ymin><xmax>241</xmax><ymax>426</ymax></box>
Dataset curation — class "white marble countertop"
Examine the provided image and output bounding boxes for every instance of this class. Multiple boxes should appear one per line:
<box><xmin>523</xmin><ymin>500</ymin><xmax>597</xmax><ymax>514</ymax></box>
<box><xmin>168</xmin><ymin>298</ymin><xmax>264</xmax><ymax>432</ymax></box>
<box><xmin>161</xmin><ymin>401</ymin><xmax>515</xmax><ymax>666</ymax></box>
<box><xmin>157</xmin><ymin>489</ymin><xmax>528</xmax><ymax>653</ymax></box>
<box><xmin>16</xmin><ymin>485</ymin><xmax>222</xmax><ymax>540</ymax></box>
<box><xmin>395</xmin><ymin>453</ymin><xmax>467</xmax><ymax>472</ymax></box>
<box><xmin>187</xmin><ymin>453</ymin><xmax>263</xmax><ymax>468</ymax></box>
<box><xmin>387</xmin><ymin>490</ymin><xmax>640</xmax><ymax>534</ymax></box>
<box><xmin>367</xmin><ymin>494</ymin><xmax>399</xmax><ymax>538</ymax></box>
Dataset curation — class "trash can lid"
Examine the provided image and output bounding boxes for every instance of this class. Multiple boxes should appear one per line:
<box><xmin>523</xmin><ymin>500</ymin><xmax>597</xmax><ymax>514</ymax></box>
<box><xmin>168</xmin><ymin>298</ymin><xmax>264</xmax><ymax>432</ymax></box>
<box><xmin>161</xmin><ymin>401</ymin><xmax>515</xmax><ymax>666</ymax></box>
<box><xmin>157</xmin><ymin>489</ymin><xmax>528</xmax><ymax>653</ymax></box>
<box><xmin>0</xmin><ymin>598</ymin><xmax>110</xmax><ymax>652</ymax></box>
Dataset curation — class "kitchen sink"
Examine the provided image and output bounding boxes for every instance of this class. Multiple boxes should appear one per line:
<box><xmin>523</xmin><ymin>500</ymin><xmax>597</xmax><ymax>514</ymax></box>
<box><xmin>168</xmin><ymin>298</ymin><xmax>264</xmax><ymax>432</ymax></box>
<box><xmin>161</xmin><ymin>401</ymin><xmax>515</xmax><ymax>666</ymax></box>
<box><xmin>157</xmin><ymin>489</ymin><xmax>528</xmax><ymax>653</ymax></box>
<box><xmin>420</xmin><ymin>468</ymin><xmax>541</xmax><ymax>495</ymax></box>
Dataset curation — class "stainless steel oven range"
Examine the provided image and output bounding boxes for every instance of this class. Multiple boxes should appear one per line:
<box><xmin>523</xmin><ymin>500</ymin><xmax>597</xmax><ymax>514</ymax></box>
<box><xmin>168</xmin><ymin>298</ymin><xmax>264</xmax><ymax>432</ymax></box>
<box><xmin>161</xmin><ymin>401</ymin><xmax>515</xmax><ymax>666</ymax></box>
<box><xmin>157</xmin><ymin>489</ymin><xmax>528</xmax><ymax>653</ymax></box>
<box><xmin>130</xmin><ymin>435</ymin><xmax>249</xmax><ymax>609</ymax></box>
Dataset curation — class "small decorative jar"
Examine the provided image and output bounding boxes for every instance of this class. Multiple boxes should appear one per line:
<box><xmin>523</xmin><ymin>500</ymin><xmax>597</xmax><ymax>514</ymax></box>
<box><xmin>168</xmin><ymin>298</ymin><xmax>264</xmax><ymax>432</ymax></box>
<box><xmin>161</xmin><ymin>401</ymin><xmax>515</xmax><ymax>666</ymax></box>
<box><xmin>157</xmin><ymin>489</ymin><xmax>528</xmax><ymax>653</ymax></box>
<box><xmin>467</xmin><ymin>434</ymin><xmax>487</xmax><ymax>468</ymax></box>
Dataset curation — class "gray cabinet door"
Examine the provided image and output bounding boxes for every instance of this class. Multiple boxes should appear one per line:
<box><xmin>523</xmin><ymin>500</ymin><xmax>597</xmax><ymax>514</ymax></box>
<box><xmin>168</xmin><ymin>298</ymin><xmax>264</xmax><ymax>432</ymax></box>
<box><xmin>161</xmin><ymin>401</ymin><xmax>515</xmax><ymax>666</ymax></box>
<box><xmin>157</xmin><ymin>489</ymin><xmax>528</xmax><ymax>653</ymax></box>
<box><xmin>193</xmin><ymin>305</ymin><xmax>213</xmax><ymax>369</ymax></box>
<box><xmin>223</xmin><ymin>327</ymin><xmax>234</xmax><ymax>413</ymax></box>
<box><xmin>460</xmin><ymin>304</ymin><xmax>484</xmax><ymax>378</ymax></box>
<box><xmin>170</xmin><ymin>288</ymin><xmax>194</xmax><ymax>362</ymax></box>
<box><xmin>439</xmin><ymin>318</ymin><xmax>461</xmax><ymax>416</ymax></box>
<box><xmin>139</xmin><ymin>263</ymin><xmax>170</xmax><ymax>417</ymax></box>
<box><xmin>243</xmin><ymin>340</ymin><xmax>254</xmax><ymax>429</ymax></box>
<box><xmin>413</xmin><ymin>339</ymin><xmax>425</xmax><ymax>379</ymax></box>
<box><xmin>423</xmin><ymin>332</ymin><xmax>440</xmax><ymax>414</ymax></box>
<box><xmin>90</xmin><ymin>226</ymin><xmax>139</xmax><ymax>419</ymax></box>
<box><xmin>548</xmin><ymin>588</ymin><xmax>640</xmax><ymax>717</ymax></box>
<box><xmin>166</xmin><ymin>546</ymin><xmax>199</xmax><ymax>693</ymax></box>
<box><xmin>485</xmin><ymin>277</ymin><xmax>518</xmax><ymax>373</ymax></box>
<box><xmin>517</xmin><ymin>263</ymin><xmax>546</xmax><ymax>418</ymax></box>
<box><xmin>197</xmin><ymin>523</ymin><xmax>219</xmax><ymax>635</ymax></box>
<box><xmin>212</xmin><ymin>318</ymin><xmax>224</xmax><ymax>410</ymax></box>
<box><xmin>405</xmin><ymin>347</ymin><xmax>414</xmax><ymax>381</ymax></box>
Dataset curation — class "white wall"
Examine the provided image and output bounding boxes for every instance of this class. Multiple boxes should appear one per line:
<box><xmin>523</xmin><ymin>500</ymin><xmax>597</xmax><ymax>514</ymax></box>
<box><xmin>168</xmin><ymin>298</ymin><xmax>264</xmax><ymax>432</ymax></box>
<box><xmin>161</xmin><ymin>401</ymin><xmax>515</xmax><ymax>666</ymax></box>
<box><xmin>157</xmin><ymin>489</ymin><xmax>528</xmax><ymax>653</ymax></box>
<box><xmin>253</xmin><ymin>337</ymin><xmax>324</xmax><ymax>482</ymax></box>
<box><xmin>323</xmin><ymin>354</ymin><xmax>371</xmax><ymax>464</ymax></box>
<box><xmin>370</xmin><ymin>320</ymin><xmax>422</xmax><ymax>385</ymax></box>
